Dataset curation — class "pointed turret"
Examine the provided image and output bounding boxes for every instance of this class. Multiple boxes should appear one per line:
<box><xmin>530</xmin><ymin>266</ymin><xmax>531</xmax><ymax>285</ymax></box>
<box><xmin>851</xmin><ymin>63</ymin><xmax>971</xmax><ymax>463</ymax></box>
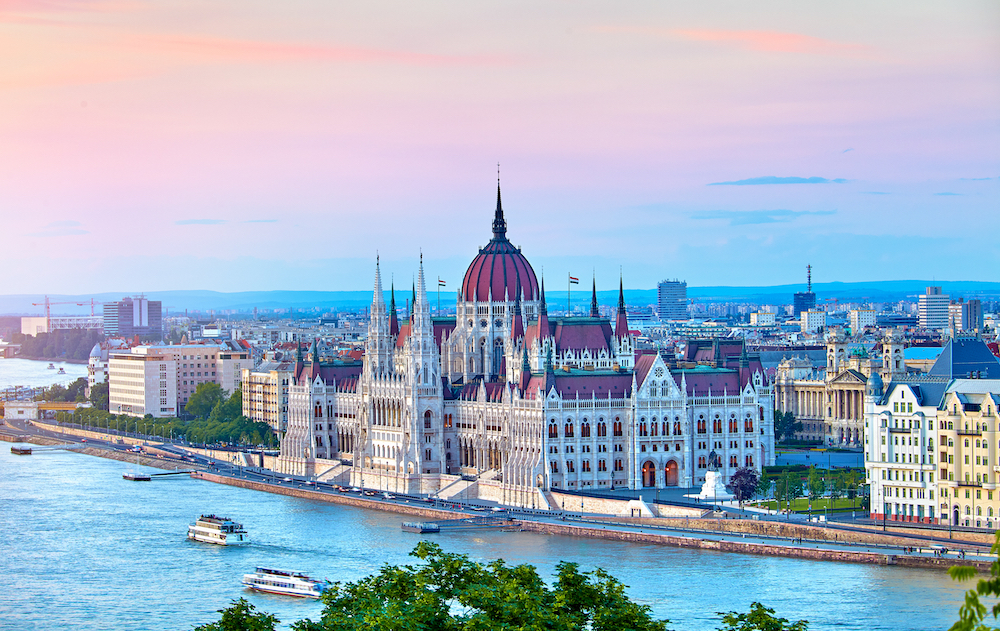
<box><xmin>412</xmin><ymin>282</ymin><xmax>417</xmax><ymax>320</ymax></box>
<box><xmin>389</xmin><ymin>284</ymin><xmax>400</xmax><ymax>336</ymax></box>
<box><xmin>590</xmin><ymin>276</ymin><xmax>599</xmax><ymax>317</ymax></box>
<box><xmin>519</xmin><ymin>344</ymin><xmax>531</xmax><ymax>391</ymax></box>
<box><xmin>537</xmin><ymin>277</ymin><xmax>550</xmax><ymax>339</ymax></box>
<box><xmin>367</xmin><ymin>256</ymin><xmax>392</xmax><ymax>375</ymax></box>
<box><xmin>512</xmin><ymin>287</ymin><xmax>525</xmax><ymax>341</ymax></box>
<box><xmin>492</xmin><ymin>183</ymin><xmax>507</xmax><ymax>240</ymax></box>
<box><xmin>615</xmin><ymin>276</ymin><xmax>629</xmax><ymax>338</ymax></box>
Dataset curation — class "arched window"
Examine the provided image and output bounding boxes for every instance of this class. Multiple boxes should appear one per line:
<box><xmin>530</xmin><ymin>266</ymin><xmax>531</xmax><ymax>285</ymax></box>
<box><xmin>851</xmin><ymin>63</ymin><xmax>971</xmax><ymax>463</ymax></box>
<box><xmin>697</xmin><ymin>419</ymin><xmax>706</xmax><ymax>434</ymax></box>
<box><xmin>745</xmin><ymin>455</ymin><xmax>753</xmax><ymax>467</ymax></box>
<box><xmin>745</xmin><ymin>419</ymin><xmax>754</xmax><ymax>433</ymax></box>
<box><xmin>315</xmin><ymin>403</ymin><xmax>322</xmax><ymax>418</ymax></box>
<box><xmin>674</xmin><ymin>421</ymin><xmax>682</xmax><ymax>436</ymax></box>
<box><xmin>639</xmin><ymin>421</ymin><xmax>647</xmax><ymax>437</ymax></box>
<box><xmin>598</xmin><ymin>422</ymin><xmax>607</xmax><ymax>437</ymax></box>
<box><xmin>581</xmin><ymin>422</ymin><xmax>591</xmax><ymax>438</ymax></box>
<box><xmin>651</xmin><ymin>418</ymin><xmax>658</xmax><ymax>436</ymax></box>
<box><xmin>564</xmin><ymin>421</ymin><xmax>574</xmax><ymax>438</ymax></box>
<box><xmin>548</xmin><ymin>423</ymin><xmax>558</xmax><ymax>438</ymax></box>
<box><xmin>424</xmin><ymin>410</ymin><xmax>432</xmax><ymax>429</ymax></box>
<box><xmin>613</xmin><ymin>419</ymin><xmax>623</xmax><ymax>437</ymax></box>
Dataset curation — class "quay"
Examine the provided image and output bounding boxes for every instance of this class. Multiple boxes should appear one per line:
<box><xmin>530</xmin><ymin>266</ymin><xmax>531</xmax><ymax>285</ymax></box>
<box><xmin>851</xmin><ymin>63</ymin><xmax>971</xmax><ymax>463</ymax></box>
<box><xmin>4</xmin><ymin>418</ymin><xmax>995</xmax><ymax>573</ymax></box>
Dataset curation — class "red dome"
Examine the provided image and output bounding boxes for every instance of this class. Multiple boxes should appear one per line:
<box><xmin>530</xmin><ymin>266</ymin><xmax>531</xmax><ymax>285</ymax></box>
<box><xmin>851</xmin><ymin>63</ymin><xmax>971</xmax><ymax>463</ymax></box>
<box><xmin>460</xmin><ymin>186</ymin><xmax>539</xmax><ymax>303</ymax></box>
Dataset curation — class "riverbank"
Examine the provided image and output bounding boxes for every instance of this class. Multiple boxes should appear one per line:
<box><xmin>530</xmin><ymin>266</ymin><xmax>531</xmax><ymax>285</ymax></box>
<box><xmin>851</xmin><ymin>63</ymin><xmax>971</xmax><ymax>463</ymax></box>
<box><xmin>6</xmin><ymin>356</ymin><xmax>89</xmax><ymax>365</ymax></box>
<box><xmin>5</xmin><ymin>420</ymin><xmax>993</xmax><ymax>573</ymax></box>
<box><xmin>193</xmin><ymin>469</ymin><xmax>992</xmax><ymax>573</ymax></box>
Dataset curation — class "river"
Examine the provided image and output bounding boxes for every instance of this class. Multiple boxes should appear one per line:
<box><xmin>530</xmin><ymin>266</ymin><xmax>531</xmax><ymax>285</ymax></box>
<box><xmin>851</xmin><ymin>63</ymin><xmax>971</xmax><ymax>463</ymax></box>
<box><xmin>0</xmin><ymin>358</ymin><xmax>88</xmax><ymax>390</ymax></box>
<box><xmin>0</xmin><ymin>447</ymin><xmax>974</xmax><ymax>631</ymax></box>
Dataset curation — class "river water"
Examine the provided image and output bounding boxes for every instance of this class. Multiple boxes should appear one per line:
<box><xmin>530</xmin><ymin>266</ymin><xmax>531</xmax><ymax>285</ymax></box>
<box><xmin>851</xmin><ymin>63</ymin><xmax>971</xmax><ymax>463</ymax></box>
<box><xmin>0</xmin><ymin>448</ymin><xmax>977</xmax><ymax>631</ymax></box>
<box><xmin>0</xmin><ymin>358</ymin><xmax>88</xmax><ymax>389</ymax></box>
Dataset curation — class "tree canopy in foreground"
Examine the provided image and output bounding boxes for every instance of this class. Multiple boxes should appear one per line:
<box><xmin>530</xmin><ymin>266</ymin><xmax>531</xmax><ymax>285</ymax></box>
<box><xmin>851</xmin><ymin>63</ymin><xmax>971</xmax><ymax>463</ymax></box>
<box><xmin>195</xmin><ymin>543</ymin><xmax>810</xmax><ymax>631</ymax></box>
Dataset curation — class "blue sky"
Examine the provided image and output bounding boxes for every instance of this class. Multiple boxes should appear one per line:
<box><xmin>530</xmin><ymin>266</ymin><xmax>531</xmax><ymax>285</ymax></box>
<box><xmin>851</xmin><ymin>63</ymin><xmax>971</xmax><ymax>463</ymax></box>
<box><xmin>0</xmin><ymin>1</ymin><xmax>996</xmax><ymax>294</ymax></box>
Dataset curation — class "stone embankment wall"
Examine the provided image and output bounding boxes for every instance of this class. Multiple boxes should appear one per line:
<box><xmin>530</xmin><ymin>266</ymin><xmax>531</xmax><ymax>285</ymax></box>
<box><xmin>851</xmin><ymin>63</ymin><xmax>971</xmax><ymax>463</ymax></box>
<box><xmin>848</xmin><ymin>521</ymin><xmax>997</xmax><ymax>546</ymax></box>
<box><xmin>518</xmin><ymin>520</ymin><xmax>992</xmax><ymax>572</ymax></box>
<box><xmin>192</xmin><ymin>471</ymin><xmax>458</xmax><ymax>521</ymax></box>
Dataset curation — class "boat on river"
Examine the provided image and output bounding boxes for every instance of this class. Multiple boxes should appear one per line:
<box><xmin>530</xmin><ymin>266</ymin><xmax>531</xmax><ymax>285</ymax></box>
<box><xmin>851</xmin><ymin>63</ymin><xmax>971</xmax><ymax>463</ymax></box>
<box><xmin>11</xmin><ymin>446</ymin><xmax>32</xmax><ymax>455</ymax></box>
<box><xmin>46</xmin><ymin>363</ymin><xmax>54</xmax><ymax>370</ymax></box>
<box><xmin>57</xmin><ymin>367</ymin><xmax>66</xmax><ymax>374</ymax></box>
<box><xmin>187</xmin><ymin>514</ymin><xmax>249</xmax><ymax>545</ymax></box>
<box><xmin>241</xmin><ymin>567</ymin><xmax>329</xmax><ymax>598</ymax></box>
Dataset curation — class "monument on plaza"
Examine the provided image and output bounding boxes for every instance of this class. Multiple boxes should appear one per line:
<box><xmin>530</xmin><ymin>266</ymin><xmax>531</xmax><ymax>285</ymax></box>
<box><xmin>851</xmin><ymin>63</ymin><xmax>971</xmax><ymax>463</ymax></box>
<box><xmin>685</xmin><ymin>450</ymin><xmax>734</xmax><ymax>503</ymax></box>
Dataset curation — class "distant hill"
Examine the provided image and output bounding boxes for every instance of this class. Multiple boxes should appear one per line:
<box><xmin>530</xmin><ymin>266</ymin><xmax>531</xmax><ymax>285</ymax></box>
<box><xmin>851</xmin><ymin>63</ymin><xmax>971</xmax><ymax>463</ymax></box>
<box><xmin>2</xmin><ymin>280</ymin><xmax>998</xmax><ymax>316</ymax></box>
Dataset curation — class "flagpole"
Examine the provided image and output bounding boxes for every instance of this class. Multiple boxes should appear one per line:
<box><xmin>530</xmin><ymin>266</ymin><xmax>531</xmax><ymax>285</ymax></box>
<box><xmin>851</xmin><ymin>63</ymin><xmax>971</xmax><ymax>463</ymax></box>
<box><xmin>437</xmin><ymin>277</ymin><xmax>440</xmax><ymax>315</ymax></box>
<box><xmin>568</xmin><ymin>273</ymin><xmax>571</xmax><ymax>315</ymax></box>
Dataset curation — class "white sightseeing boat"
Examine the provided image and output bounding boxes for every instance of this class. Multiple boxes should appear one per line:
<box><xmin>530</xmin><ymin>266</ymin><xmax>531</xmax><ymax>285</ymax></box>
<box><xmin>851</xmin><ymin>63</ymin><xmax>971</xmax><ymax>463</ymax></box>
<box><xmin>187</xmin><ymin>514</ymin><xmax>249</xmax><ymax>545</ymax></box>
<box><xmin>241</xmin><ymin>567</ymin><xmax>329</xmax><ymax>598</ymax></box>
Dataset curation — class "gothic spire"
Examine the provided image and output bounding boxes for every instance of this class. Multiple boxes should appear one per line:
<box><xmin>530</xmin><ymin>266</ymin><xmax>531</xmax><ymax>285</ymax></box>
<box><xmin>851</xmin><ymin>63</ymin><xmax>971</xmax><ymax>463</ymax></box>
<box><xmin>311</xmin><ymin>338</ymin><xmax>319</xmax><ymax>363</ymax></box>
<box><xmin>590</xmin><ymin>275</ymin><xmax>599</xmax><ymax>318</ymax></box>
<box><xmin>492</xmin><ymin>181</ymin><xmax>507</xmax><ymax>241</ymax></box>
<box><xmin>389</xmin><ymin>283</ymin><xmax>399</xmax><ymax>336</ymax></box>
<box><xmin>615</xmin><ymin>274</ymin><xmax>629</xmax><ymax>338</ymax></box>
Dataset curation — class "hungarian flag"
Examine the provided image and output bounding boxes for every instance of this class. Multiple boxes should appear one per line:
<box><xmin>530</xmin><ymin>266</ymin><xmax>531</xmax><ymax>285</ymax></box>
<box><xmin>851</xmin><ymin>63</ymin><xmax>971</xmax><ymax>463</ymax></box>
<box><xmin>438</xmin><ymin>279</ymin><xmax>446</xmax><ymax>286</ymax></box>
<box><xmin>569</xmin><ymin>275</ymin><xmax>579</xmax><ymax>285</ymax></box>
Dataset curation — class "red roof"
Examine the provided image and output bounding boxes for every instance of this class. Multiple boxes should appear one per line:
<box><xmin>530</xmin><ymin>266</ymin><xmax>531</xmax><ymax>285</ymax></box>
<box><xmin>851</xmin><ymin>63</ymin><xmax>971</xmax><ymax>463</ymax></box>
<box><xmin>524</xmin><ymin>372</ymin><xmax>632</xmax><ymax>399</ymax></box>
<box><xmin>461</xmin><ymin>238</ymin><xmax>538</xmax><ymax>302</ymax></box>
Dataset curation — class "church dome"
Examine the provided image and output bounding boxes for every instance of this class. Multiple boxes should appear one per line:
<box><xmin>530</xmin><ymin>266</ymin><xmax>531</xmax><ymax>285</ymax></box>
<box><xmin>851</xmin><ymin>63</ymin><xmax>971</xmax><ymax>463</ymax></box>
<box><xmin>461</xmin><ymin>187</ymin><xmax>539</xmax><ymax>303</ymax></box>
<box><xmin>866</xmin><ymin>371</ymin><xmax>883</xmax><ymax>398</ymax></box>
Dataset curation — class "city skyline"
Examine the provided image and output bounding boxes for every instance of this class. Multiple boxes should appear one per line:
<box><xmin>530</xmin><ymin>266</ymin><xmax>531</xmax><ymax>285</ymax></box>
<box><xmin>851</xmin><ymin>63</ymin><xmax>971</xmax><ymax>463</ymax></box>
<box><xmin>2</xmin><ymin>1</ymin><xmax>997</xmax><ymax>294</ymax></box>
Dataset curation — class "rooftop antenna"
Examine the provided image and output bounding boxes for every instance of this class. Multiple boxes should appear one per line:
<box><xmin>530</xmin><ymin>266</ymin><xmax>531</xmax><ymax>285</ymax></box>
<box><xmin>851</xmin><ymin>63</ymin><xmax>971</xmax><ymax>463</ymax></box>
<box><xmin>807</xmin><ymin>264</ymin><xmax>812</xmax><ymax>293</ymax></box>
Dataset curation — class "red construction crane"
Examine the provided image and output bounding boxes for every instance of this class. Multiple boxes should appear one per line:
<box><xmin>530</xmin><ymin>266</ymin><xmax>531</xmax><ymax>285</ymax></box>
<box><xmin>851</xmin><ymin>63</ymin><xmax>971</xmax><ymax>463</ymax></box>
<box><xmin>30</xmin><ymin>295</ymin><xmax>89</xmax><ymax>333</ymax></box>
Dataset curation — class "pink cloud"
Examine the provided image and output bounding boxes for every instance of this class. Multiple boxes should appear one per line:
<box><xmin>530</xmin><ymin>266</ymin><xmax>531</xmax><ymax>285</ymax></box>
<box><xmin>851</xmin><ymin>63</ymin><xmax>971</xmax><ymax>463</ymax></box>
<box><xmin>140</xmin><ymin>35</ymin><xmax>513</xmax><ymax>68</ymax></box>
<box><xmin>593</xmin><ymin>25</ymin><xmax>869</xmax><ymax>56</ymax></box>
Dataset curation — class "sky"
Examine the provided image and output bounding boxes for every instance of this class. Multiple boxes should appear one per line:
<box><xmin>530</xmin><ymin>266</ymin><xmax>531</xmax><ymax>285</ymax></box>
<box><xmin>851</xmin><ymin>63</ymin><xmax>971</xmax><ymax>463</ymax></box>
<box><xmin>1</xmin><ymin>1</ymin><xmax>998</xmax><ymax>296</ymax></box>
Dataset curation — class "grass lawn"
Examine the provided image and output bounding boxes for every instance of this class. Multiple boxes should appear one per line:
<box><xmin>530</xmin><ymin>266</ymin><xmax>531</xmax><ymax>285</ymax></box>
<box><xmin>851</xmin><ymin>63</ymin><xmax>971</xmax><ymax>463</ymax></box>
<box><xmin>750</xmin><ymin>497</ymin><xmax>863</xmax><ymax>513</ymax></box>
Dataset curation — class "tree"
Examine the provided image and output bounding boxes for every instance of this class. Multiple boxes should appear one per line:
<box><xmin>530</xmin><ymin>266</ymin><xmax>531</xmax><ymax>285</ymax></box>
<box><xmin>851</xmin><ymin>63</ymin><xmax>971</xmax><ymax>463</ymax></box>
<box><xmin>830</xmin><ymin>471</ymin><xmax>845</xmax><ymax>504</ymax></box>
<box><xmin>949</xmin><ymin>533</ymin><xmax>1000</xmax><ymax>631</ymax></box>
<box><xmin>774</xmin><ymin>471</ymin><xmax>802</xmax><ymax>511</ymax></box>
<box><xmin>289</xmin><ymin>542</ymin><xmax>668</xmax><ymax>631</ymax></box>
<box><xmin>773</xmin><ymin>411</ymin><xmax>803</xmax><ymax>442</ymax></box>
<box><xmin>186</xmin><ymin>382</ymin><xmax>225</xmax><ymax>419</ymax></box>
<box><xmin>195</xmin><ymin>598</ymin><xmax>278</xmax><ymax>631</ymax></box>
<box><xmin>729</xmin><ymin>467</ymin><xmax>760</xmax><ymax>507</ymax></box>
<box><xmin>806</xmin><ymin>467</ymin><xmax>825</xmax><ymax>502</ymax></box>
<box><xmin>89</xmin><ymin>382</ymin><xmax>109</xmax><ymax>411</ymax></box>
<box><xmin>756</xmin><ymin>472</ymin><xmax>772</xmax><ymax>500</ymax></box>
<box><xmin>717</xmin><ymin>602</ymin><xmax>809</xmax><ymax>631</ymax></box>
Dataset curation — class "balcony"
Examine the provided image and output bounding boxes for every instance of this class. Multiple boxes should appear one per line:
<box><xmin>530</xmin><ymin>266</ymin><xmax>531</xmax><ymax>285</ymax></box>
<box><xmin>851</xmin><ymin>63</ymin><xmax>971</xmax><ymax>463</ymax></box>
<box><xmin>957</xmin><ymin>480</ymin><xmax>982</xmax><ymax>488</ymax></box>
<box><xmin>957</xmin><ymin>429</ymin><xmax>982</xmax><ymax>436</ymax></box>
<box><xmin>888</xmin><ymin>427</ymin><xmax>911</xmax><ymax>434</ymax></box>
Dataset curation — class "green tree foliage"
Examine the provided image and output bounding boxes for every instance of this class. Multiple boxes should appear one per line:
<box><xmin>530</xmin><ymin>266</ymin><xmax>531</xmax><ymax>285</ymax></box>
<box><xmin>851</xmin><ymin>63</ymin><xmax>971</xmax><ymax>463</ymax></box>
<box><xmin>35</xmin><ymin>377</ymin><xmax>87</xmax><ymax>402</ymax></box>
<box><xmin>14</xmin><ymin>329</ymin><xmax>103</xmax><ymax>361</ymax></box>
<box><xmin>197</xmin><ymin>546</ymin><xmax>808</xmax><ymax>631</ymax></box>
<box><xmin>290</xmin><ymin>542</ymin><xmax>669</xmax><ymax>631</ymax></box>
<box><xmin>89</xmin><ymin>382</ymin><xmax>109</xmax><ymax>410</ymax></box>
<box><xmin>806</xmin><ymin>468</ymin><xmax>825</xmax><ymax>501</ymax></box>
<box><xmin>717</xmin><ymin>602</ymin><xmax>809</xmax><ymax>631</ymax></box>
<box><xmin>774</xmin><ymin>471</ymin><xmax>803</xmax><ymax>510</ymax></box>
<box><xmin>186</xmin><ymin>382</ymin><xmax>225</xmax><ymax>419</ymax></box>
<box><xmin>949</xmin><ymin>533</ymin><xmax>1000</xmax><ymax>631</ymax></box>
<box><xmin>195</xmin><ymin>598</ymin><xmax>278</xmax><ymax>631</ymax></box>
<box><xmin>830</xmin><ymin>471</ymin><xmax>845</xmax><ymax>503</ymax></box>
<box><xmin>773</xmin><ymin>411</ymin><xmax>803</xmax><ymax>442</ymax></box>
<box><xmin>756</xmin><ymin>472</ymin><xmax>773</xmax><ymax>499</ymax></box>
<box><xmin>729</xmin><ymin>467</ymin><xmax>760</xmax><ymax>506</ymax></box>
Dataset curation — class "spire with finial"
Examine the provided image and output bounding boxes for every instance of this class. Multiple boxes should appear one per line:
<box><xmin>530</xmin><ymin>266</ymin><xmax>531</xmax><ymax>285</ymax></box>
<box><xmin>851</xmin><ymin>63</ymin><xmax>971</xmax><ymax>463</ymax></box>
<box><xmin>492</xmin><ymin>163</ymin><xmax>507</xmax><ymax>241</ymax></box>
<box><xmin>512</xmin><ymin>286</ymin><xmax>525</xmax><ymax>341</ymax></box>
<box><xmin>615</xmin><ymin>274</ymin><xmax>629</xmax><ymax>338</ymax></box>
<box><xmin>389</xmin><ymin>283</ymin><xmax>399</xmax><ymax>336</ymax></box>
<box><xmin>311</xmin><ymin>338</ymin><xmax>319</xmax><ymax>364</ymax></box>
<box><xmin>590</xmin><ymin>275</ymin><xmax>599</xmax><ymax>318</ymax></box>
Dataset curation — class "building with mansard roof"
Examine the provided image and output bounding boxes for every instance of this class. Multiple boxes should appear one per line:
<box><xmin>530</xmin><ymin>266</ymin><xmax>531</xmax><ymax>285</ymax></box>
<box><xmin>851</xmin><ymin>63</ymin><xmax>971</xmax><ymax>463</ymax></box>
<box><xmin>276</xmin><ymin>186</ymin><xmax>775</xmax><ymax>506</ymax></box>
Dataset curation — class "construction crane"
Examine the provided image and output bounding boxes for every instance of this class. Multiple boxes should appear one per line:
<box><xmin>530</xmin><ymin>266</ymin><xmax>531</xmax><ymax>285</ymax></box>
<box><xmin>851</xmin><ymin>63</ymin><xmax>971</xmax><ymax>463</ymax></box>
<box><xmin>30</xmin><ymin>296</ymin><xmax>89</xmax><ymax>334</ymax></box>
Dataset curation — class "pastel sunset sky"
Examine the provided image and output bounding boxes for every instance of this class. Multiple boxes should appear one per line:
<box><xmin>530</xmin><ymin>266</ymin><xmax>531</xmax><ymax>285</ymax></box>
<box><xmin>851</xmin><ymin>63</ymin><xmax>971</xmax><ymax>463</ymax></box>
<box><xmin>2</xmin><ymin>1</ymin><xmax>998</xmax><ymax>295</ymax></box>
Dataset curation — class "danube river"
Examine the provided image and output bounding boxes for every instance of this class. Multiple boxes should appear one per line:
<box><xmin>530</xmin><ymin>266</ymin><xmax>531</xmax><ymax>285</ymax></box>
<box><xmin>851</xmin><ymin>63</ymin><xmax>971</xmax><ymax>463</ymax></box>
<box><xmin>0</xmin><ymin>358</ymin><xmax>88</xmax><ymax>389</ymax></box>
<box><xmin>0</xmin><ymin>449</ymin><xmax>973</xmax><ymax>630</ymax></box>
